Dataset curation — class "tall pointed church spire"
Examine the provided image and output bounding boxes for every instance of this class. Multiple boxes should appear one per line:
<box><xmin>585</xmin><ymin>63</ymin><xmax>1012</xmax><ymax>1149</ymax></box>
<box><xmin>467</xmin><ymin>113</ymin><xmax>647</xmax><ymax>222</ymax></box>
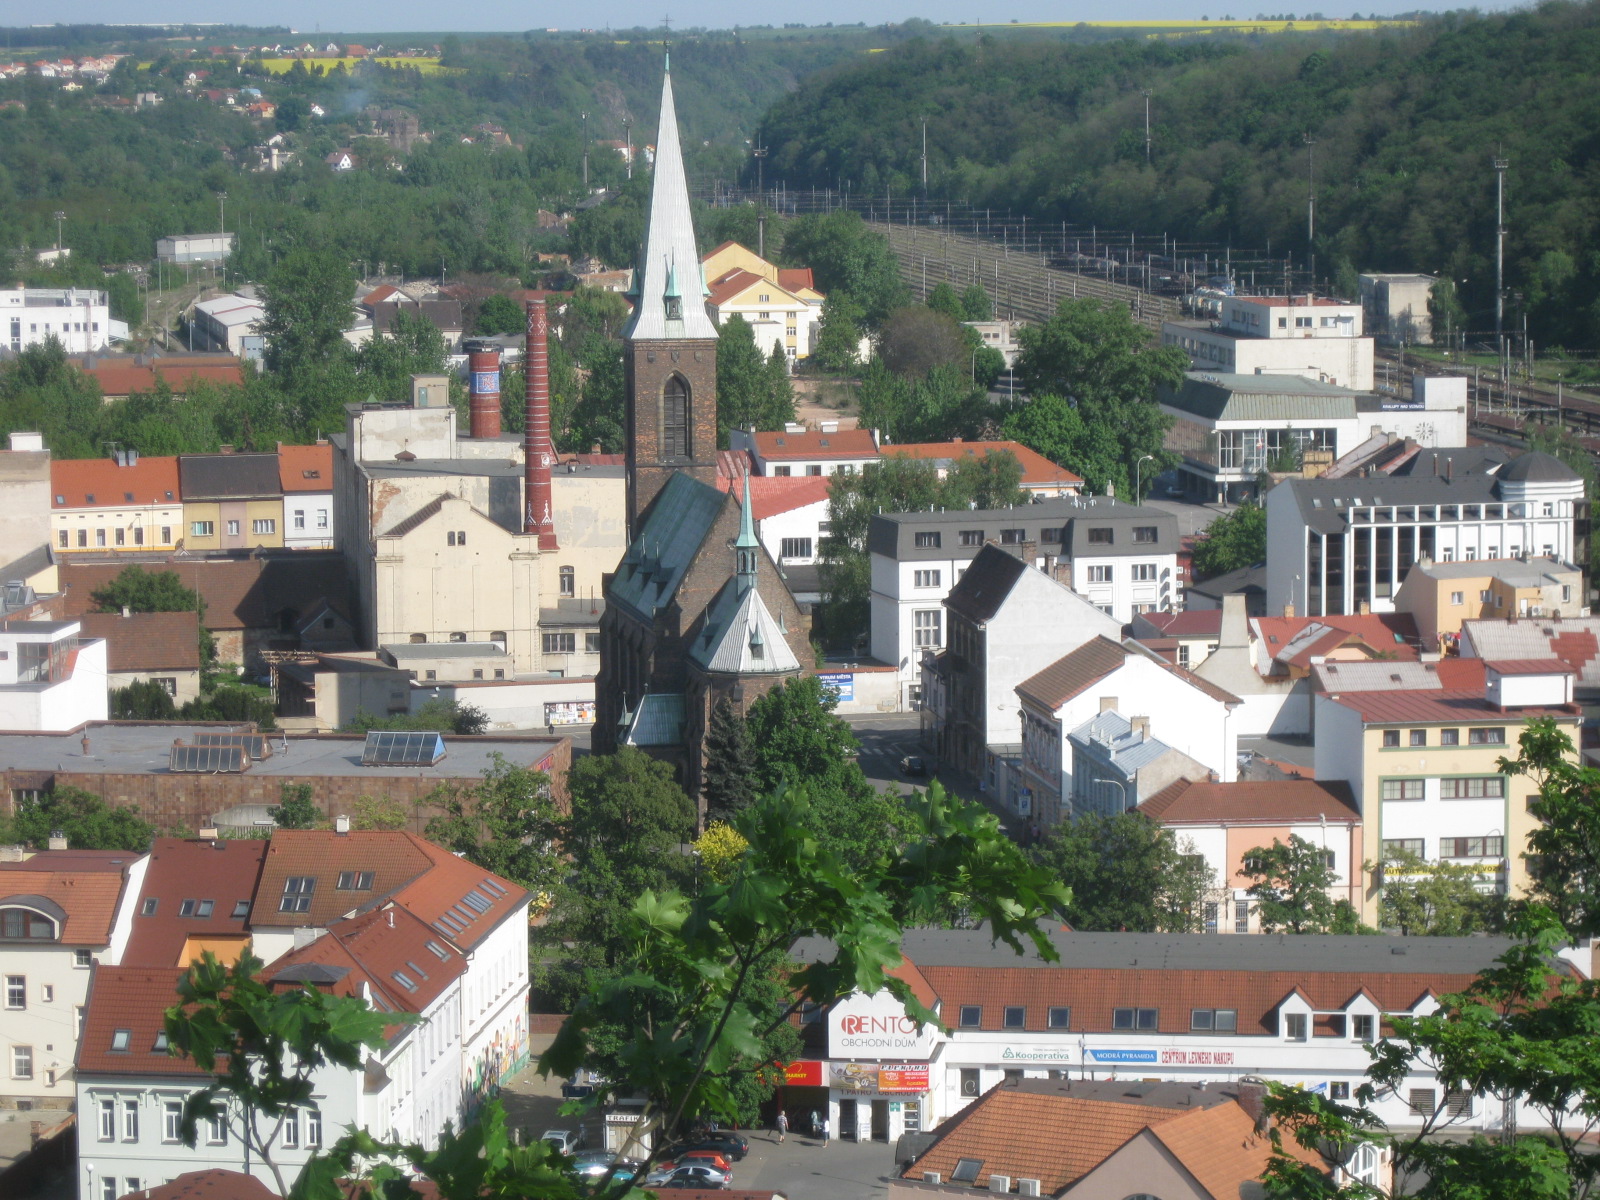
<box><xmin>736</xmin><ymin>473</ymin><xmax>759</xmax><ymax>591</ymax></box>
<box><xmin>623</xmin><ymin>66</ymin><xmax>718</xmax><ymax>341</ymax></box>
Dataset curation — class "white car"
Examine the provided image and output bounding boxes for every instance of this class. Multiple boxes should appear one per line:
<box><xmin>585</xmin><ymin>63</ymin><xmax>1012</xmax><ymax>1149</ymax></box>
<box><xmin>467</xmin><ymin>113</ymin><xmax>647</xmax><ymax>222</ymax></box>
<box><xmin>541</xmin><ymin>1128</ymin><xmax>583</xmax><ymax>1154</ymax></box>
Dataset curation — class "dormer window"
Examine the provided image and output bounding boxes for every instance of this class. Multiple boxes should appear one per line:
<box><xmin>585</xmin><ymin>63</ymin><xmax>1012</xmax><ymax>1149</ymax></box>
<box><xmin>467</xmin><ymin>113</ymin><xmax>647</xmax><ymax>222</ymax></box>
<box><xmin>0</xmin><ymin>907</ymin><xmax>57</xmax><ymax>940</ymax></box>
<box><xmin>665</xmin><ymin>295</ymin><xmax>683</xmax><ymax>321</ymax></box>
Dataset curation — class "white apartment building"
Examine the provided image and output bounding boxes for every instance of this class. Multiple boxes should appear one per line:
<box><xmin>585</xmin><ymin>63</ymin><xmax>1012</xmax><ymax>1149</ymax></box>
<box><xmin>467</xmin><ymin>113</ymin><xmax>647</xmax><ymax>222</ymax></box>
<box><xmin>1016</xmin><ymin>636</ymin><xmax>1240</xmax><ymax>828</ymax></box>
<box><xmin>0</xmin><ymin>846</ymin><xmax>140</xmax><ymax>1110</ymax></box>
<box><xmin>797</xmin><ymin>928</ymin><xmax>1543</xmax><ymax>1148</ymax></box>
<box><xmin>0</xmin><ymin>619</ymin><xmax>108</xmax><ymax>731</ymax></box>
<box><xmin>1</xmin><ymin>288</ymin><xmax>121</xmax><ymax>354</ymax></box>
<box><xmin>1265</xmin><ymin>448</ymin><xmax>1585</xmax><ymax>617</ymax></box>
<box><xmin>871</xmin><ymin>499</ymin><xmax>1180</xmax><ymax>709</ymax></box>
<box><xmin>1162</xmin><ymin>294</ymin><xmax>1374</xmax><ymax>391</ymax></box>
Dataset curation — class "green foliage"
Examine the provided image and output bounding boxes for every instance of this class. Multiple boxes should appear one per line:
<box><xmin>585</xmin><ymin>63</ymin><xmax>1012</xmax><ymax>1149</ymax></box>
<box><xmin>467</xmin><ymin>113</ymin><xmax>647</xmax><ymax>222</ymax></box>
<box><xmin>345</xmin><ymin>698</ymin><xmax>489</xmax><ymax>736</ymax></box>
<box><xmin>1376</xmin><ymin>849</ymin><xmax>1507</xmax><ymax>937</ymax></box>
<box><xmin>925</xmin><ymin>282</ymin><xmax>964</xmax><ymax>320</ymax></box>
<box><xmin>1502</xmin><ymin>718</ymin><xmax>1600</xmax><ymax>940</ymax></box>
<box><xmin>1005</xmin><ymin>298</ymin><xmax>1186</xmax><ymax>496</ymax></box>
<box><xmin>812</xmin><ymin>292</ymin><xmax>865</xmax><ymax>373</ymax></box>
<box><xmin>1241</xmin><ymin>834</ymin><xmax>1364</xmax><ymax>935</ymax></box>
<box><xmin>1262</xmin><ymin>908</ymin><xmax>1600</xmax><ymax>1200</ymax></box>
<box><xmin>179</xmin><ymin>684</ymin><xmax>277</xmax><ymax>731</ymax></box>
<box><xmin>858</xmin><ymin>359</ymin><xmax>991</xmax><ymax>444</ymax></box>
<box><xmin>110</xmin><ymin>679</ymin><xmax>178</xmax><ymax>721</ymax></box>
<box><xmin>744</xmin><ymin>673</ymin><xmax>865</xmax><ymax>800</ymax></box>
<box><xmin>259</xmin><ymin>248</ymin><xmax>357</xmax><ymax>379</ymax></box>
<box><xmin>1191</xmin><ymin>501</ymin><xmax>1268</xmax><ymax>579</ymax></box>
<box><xmin>349</xmin><ymin>794</ymin><xmax>411</xmax><ymax>831</ymax></box>
<box><xmin>779</xmin><ymin>210</ymin><xmax>908</xmax><ymax>329</ymax></box>
<box><xmin>88</xmin><ymin>565</ymin><xmax>201</xmax><ymax>615</ymax></box>
<box><xmin>1033</xmin><ymin>812</ymin><xmax>1216</xmax><ymax>933</ymax></box>
<box><xmin>959</xmin><ymin>284</ymin><xmax>993</xmax><ymax>321</ymax></box>
<box><xmin>165</xmin><ymin>950</ymin><xmax>406</xmax><ymax>1197</ymax></box>
<box><xmin>423</xmin><ymin>754</ymin><xmax>563</xmax><ymax>899</ymax></box>
<box><xmin>474</xmin><ymin>293</ymin><xmax>526</xmax><ymax>335</ymax></box>
<box><xmin>715</xmin><ymin>315</ymin><xmax>797</xmax><ymax>443</ymax></box>
<box><xmin>542</xmin><ymin>778</ymin><xmax>1070</xmax><ymax>1180</ymax></box>
<box><xmin>3</xmin><ymin>786</ymin><xmax>156</xmax><ymax>852</ymax></box>
<box><xmin>267</xmin><ymin>783</ymin><xmax>321</xmax><ymax>830</ymax></box>
<box><xmin>879</xmin><ymin>305</ymin><xmax>970</xmax><ymax>379</ymax></box>
<box><xmin>702</xmin><ymin>698</ymin><xmax>759</xmax><ymax>827</ymax></box>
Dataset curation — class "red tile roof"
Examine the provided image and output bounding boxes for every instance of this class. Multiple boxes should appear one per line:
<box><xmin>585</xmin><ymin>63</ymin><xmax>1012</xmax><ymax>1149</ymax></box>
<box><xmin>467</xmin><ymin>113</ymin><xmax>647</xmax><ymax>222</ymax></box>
<box><xmin>0</xmin><ymin>850</ymin><xmax>130</xmax><ymax>944</ymax></box>
<box><xmin>707</xmin><ymin>268</ymin><xmax>768</xmax><ymax>307</ymax></box>
<box><xmin>122</xmin><ymin>1169</ymin><xmax>277</xmax><ymax>1200</ymax></box>
<box><xmin>51</xmin><ymin>455</ymin><xmax>180</xmax><ymax>509</ymax></box>
<box><xmin>122</xmin><ymin>837</ymin><xmax>268</xmax><ymax>967</ymax></box>
<box><xmin>76</xmin><ymin>966</ymin><xmax>211</xmax><ymax>1077</ymax></box>
<box><xmin>776</xmin><ymin>268</ymin><xmax>816</xmax><ymax>293</ymax></box>
<box><xmin>1325</xmin><ymin>688</ymin><xmax>1579</xmax><ymax>725</ymax></box>
<box><xmin>1149</xmin><ymin>1099</ymin><xmax>1319</xmax><ymax>1198</ymax></box>
<box><xmin>1486</xmin><ymin>658</ymin><xmax>1574</xmax><ymax>675</ymax></box>
<box><xmin>881</xmin><ymin>439</ymin><xmax>1083</xmax><ymax>488</ymax></box>
<box><xmin>751</xmin><ymin>429</ymin><xmax>878</xmax><ymax>461</ymax></box>
<box><xmin>717</xmin><ymin>473</ymin><xmax>832</xmax><ymax>520</ymax></box>
<box><xmin>60</xmin><ymin>553</ymin><xmax>352</xmax><ymax>630</ymax></box>
<box><xmin>265</xmin><ymin>903</ymin><xmax>465</xmax><ymax>1016</ymax></box>
<box><xmin>79</xmin><ymin>611</ymin><xmax>201</xmax><ymax>672</ymax></box>
<box><xmin>1254</xmin><ymin>613</ymin><xmax>1420</xmax><ymax>671</ymax></box>
<box><xmin>1139</xmin><ymin>778</ymin><xmax>1360</xmax><ymax>825</ymax></box>
<box><xmin>1134</xmin><ymin>609</ymin><xmax>1222</xmax><ymax>638</ymax></box>
<box><xmin>278</xmin><ymin>442</ymin><xmax>333</xmax><ymax>492</ymax></box>
<box><xmin>84</xmin><ymin>360</ymin><xmax>243</xmax><ymax>399</ymax></box>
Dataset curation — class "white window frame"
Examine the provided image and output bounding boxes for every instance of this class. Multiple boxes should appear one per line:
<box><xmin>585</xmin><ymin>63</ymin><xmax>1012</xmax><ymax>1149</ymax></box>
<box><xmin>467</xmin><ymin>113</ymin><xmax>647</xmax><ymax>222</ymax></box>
<box><xmin>913</xmin><ymin>609</ymin><xmax>942</xmax><ymax>648</ymax></box>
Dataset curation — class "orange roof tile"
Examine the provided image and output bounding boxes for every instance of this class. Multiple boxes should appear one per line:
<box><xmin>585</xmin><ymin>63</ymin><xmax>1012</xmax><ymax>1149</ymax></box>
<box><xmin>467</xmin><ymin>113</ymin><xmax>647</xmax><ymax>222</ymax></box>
<box><xmin>751</xmin><ymin>429</ymin><xmax>878</xmax><ymax>461</ymax></box>
<box><xmin>1254</xmin><ymin>613</ymin><xmax>1420</xmax><ymax>670</ymax></box>
<box><xmin>79</xmin><ymin>611</ymin><xmax>201</xmax><ymax>672</ymax></box>
<box><xmin>1138</xmin><ymin>778</ymin><xmax>1360</xmax><ymax>825</ymax></box>
<box><xmin>881</xmin><ymin>439</ymin><xmax>1083</xmax><ymax>488</ymax></box>
<box><xmin>1327</xmin><ymin>688</ymin><xmax>1578</xmax><ymax>725</ymax></box>
<box><xmin>707</xmin><ymin>268</ymin><xmax>768</xmax><ymax>307</ymax></box>
<box><xmin>775</xmin><ymin>267</ymin><xmax>816</xmax><ymax>293</ymax></box>
<box><xmin>76</xmin><ymin>966</ymin><xmax>212</xmax><ymax>1077</ymax></box>
<box><xmin>717</xmin><ymin>473</ymin><xmax>832</xmax><ymax>520</ymax></box>
<box><xmin>0</xmin><ymin>850</ymin><xmax>130</xmax><ymax>944</ymax></box>
<box><xmin>51</xmin><ymin>455</ymin><xmax>180</xmax><ymax>509</ymax></box>
<box><xmin>84</xmin><ymin>361</ymin><xmax>243</xmax><ymax>398</ymax></box>
<box><xmin>122</xmin><ymin>837</ymin><xmax>267</xmax><ymax>967</ymax></box>
<box><xmin>1149</xmin><ymin>1098</ymin><xmax>1325</xmax><ymax>1198</ymax></box>
<box><xmin>278</xmin><ymin>442</ymin><xmax>334</xmax><ymax>492</ymax></box>
<box><xmin>265</xmin><ymin>903</ymin><xmax>465</xmax><ymax>1015</ymax></box>
<box><xmin>123</xmin><ymin>1169</ymin><xmax>277</xmax><ymax>1200</ymax></box>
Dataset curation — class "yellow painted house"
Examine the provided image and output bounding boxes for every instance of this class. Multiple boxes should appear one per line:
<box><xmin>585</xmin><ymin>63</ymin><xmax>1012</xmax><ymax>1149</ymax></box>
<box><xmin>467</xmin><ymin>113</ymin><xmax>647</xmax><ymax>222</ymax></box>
<box><xmin>1393</xmin><ymin>555</ymin><xmax>1583</xmax><ymax>648</ymax></box>
<box><xmin>178</xmin><ymin>451</ymin><xmax>285</xmax><ymax>551</ymax></box>
<box><xmin>702</xmin><ymin>241</ymin><xmax>825</xmax><ymax>361</ymax></box>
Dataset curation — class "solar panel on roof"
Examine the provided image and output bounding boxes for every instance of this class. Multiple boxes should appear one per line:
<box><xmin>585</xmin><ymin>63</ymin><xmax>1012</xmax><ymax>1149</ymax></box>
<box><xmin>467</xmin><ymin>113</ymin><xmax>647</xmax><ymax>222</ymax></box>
<box><xmin>461</xmin><ymin>890</ymin><xmax>492</xmax><ymax>914</ymax></box>
<box><xmin>169</xmin><ymin>744</ymin><xmax>250</xmax><ymax>774</ymax></box>
<box><xmin>360</xmin><ymin>730</ymin><xmax>446</xmax><ymax>766</ymax></box>
<box><xmin>194</xmin><ymin>732</ymin><xmax>273</xmax><ymax>760</ymax></box>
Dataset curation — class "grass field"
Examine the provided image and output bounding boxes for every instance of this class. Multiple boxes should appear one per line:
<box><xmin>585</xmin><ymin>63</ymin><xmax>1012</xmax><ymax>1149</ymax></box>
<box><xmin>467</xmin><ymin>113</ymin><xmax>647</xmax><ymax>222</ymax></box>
<box><xmin>253</xmin><ymin>56</ymin><xmax>454</xmax><ymax>74</ymax></box>
<box><xmin>947</xmin><ymin>18</ymin><xmax>1416</xmax><ymax>31</ymax></box>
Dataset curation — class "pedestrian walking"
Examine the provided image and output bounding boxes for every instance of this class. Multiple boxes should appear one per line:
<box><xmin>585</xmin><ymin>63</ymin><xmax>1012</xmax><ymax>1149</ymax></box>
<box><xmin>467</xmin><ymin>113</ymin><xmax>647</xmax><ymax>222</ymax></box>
<box><xmin>776</xmin><ymin>1111</ymin><xmax>788</xmax><ymax>1143</ymax></box>
<box><xmin>820</xmin><ymin>1115</ymin><xmax>830</xmax><ymax>1147</ymax></box>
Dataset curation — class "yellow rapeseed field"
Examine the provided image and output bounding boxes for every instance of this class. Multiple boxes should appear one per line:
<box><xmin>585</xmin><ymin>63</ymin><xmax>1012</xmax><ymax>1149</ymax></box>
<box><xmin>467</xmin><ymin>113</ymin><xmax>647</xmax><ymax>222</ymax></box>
<box><xmin>253</xmin><ymin>56</ymin><xmax>455</xmax><ymax>74</ymax></box>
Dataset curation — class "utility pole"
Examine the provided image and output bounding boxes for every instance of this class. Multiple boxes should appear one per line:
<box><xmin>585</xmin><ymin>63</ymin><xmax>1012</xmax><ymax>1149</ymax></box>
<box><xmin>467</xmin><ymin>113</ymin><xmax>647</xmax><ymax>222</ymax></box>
<box><xmin>920</xmin><ymin>116</ymin><xmax>928</xmax><ymax>192</ymax></box>
<box><xmin>623</xmin><ymin>118</ymin><xmax>632</xmax><ymax>180</ymax></box>
<box><xmin>1493</xmin><ymin>156</ymin><xmax>1509</xmax><ymax>344</ymax></box>
<box><xmin>1304</xmin><ymin>134</ymin><xmax>1315</xmax><ymax>292</ymax></box>
<box><xmin>52</xmin><ymin>210</ymin><xmax>64</xmax><ymax>251</ymax></box>
<box><xmin>753</xmin><ymin>141</ymin><xmax>766</xmax><ymax>200</ymax></box>
<box><xmin>1142</xmin><ymin>90</ymin><xmax>1151</xmax><ymax>164</ymax></box>
<box><xmin>581</xmin><ymin>112</ymin><xmax>589</xmax><ymax>189</ymax></box>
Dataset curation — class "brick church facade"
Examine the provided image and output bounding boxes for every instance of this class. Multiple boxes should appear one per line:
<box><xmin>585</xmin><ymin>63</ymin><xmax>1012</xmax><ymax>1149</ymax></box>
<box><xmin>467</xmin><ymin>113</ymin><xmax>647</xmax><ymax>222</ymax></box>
<box><xmin>594</xmin><ymin>63</ymin><xmax>810</xmax><ymax>811</ymax></box>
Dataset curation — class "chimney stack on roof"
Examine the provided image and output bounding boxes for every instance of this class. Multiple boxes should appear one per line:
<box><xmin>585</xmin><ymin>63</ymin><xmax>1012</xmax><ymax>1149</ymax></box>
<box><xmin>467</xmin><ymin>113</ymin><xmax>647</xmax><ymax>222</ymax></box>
<box><xmin>47</xmin><ymin>830</ymin><xmax>67</xmax><ymax>851</ymax></box>
<box><xmin>524</xmin><ymin>299</ymin><xmax>559</xmax><ymax>551</ymax></box>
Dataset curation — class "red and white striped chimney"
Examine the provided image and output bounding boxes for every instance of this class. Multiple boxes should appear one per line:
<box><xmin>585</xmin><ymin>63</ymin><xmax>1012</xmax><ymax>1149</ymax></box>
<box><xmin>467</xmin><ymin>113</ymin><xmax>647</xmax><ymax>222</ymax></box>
<box><xmin>524</xmin><ymin>299</ymin><xmax>559</xmax><ymax>550</ymax></box>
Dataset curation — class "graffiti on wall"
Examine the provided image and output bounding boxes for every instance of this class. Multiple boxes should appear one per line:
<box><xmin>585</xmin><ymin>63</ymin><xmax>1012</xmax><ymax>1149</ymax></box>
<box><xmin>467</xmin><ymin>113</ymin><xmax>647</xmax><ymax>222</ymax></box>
<box><xmin>463</xmin><ymin>1011</ymin><xmax>529</xmax><ymax>1114</ymax></box>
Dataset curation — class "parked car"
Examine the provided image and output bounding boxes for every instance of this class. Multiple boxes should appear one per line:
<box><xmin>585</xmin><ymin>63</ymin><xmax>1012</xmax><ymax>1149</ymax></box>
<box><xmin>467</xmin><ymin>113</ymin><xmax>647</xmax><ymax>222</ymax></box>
<box><xmin>899</xmin><ymin>755</ymin><xmax>927</xmax><ymax>777</ymax></box>
<box><xmin>669</xmin><ymin>1132</ymin><xmax>750</xmax><ymax>1161</ymax></box>
<box><xmin>677</xmin><ymin>1150</ymin><xmax>733</xmax><ymax>1173</ymax></box>
<box><xmin>647</xmin><ymin>1164</ymin><xmax>733</xmax><ymax>1189</ymax></box>
<box><xmin>571</xmin><ymin>1150</ymin><xmax>615</xmax><ymax>1179</ymax></box>
<box><xmin>541</xmin><ymin>1129</ymin><xmax>583</xmax><ymax>1154</ymax></box>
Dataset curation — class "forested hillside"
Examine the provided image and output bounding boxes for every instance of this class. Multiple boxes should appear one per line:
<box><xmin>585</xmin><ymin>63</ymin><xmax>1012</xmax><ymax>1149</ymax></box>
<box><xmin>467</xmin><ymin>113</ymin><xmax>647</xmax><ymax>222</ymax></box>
<box><xmin>758</xmin><ymin>2</ymin><xmax>1600</xmax><ymax>347</ymax></box>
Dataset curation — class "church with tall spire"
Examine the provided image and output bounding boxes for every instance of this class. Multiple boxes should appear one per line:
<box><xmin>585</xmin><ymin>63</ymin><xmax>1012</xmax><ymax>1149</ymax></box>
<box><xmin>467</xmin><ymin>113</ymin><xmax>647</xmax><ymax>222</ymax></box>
<box><xmin>594</xmin><ymin>63</ymin><xmax>808</xmax><ymax>810</ymax></box>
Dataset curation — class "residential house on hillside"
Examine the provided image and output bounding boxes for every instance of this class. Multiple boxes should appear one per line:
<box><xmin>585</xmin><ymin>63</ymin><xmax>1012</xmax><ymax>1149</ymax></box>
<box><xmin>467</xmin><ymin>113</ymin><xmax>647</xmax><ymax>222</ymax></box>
<box><xmin>1264</xmin><ymin>448</ymin><xmax>1586</xmax><ymax>618</ymax></box>
<box><xmin>701</xmin><ymin>241</ymin><xmax>825</xmax><ymax>360</ymax></box>
<box><xmin>920</xmin><ymin>545</ymin><xmax>1123</xmax><ymax>803</ymax></box>
<box><xmin>52</xmin><ymin>452</ymin><xmax>182</xmax><ymax>555</ymax></box>
<box><xmin>1015</xmin><ymin>635</ymin><xmax>1240</xmax><ymax>827</ymax></box>
<box><xmin>0</xmin><ymin>846</ymin><xmax>138</xmax><ymax>1111</ymax></box>
<box><xmin>1138</xmin><ymin>777</ymin><xmax>1363</xmax><ymax>935</ymax></box>
<box><xmin>79</xmin><ymin>611</ymin><xmax>203</xmax><ymax>704</ymax></box>
<box><xmin>370</xmin><ymin>299</ymin><xmax>464</xmax><ymax>351</ymax></box>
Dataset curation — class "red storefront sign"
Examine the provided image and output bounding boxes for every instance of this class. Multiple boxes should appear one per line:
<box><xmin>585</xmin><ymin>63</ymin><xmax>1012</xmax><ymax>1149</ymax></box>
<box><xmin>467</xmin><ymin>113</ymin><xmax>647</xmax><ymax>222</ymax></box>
<box><xmin>784</xmin><ymin>1060</ymin><xmax>825</xmax><ymax>1087</ymax></box>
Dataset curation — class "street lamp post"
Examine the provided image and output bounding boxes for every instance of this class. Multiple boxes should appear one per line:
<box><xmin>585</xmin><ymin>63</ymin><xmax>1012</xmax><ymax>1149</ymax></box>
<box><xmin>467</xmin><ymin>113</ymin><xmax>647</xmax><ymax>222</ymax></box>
<box><xmin>53</xmin><ymin>210</ymin><xmax>65</xmax><ymax>251</ymax></box>
<box><xmin>580</xmin><ymin>111</ymin><xmax>589</xmax><ymax>189</ymax></box>
<box><xmin>623</xmin><ymin>118</ymin><xmax>632</xmax><ymax>180</ymax></box>
<box><xmin>1134</xmin><ymin>454</ymin><xmax>1156</xmax><ymax>504</ymax></box>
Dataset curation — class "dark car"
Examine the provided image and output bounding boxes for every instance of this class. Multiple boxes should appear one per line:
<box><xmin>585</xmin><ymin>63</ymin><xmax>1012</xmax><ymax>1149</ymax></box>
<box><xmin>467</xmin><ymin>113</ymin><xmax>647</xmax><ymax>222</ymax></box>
<box><xmin>656</xmin><ymin>1165</ymin><xmax>732</xmax><ymax>1190</ymax></box>
<box><xmin>668</xmin><ymin>1132</ymin><xmax>749</xmax><ymax>1161</ymax></box>
<box><xmin>900</xmin><ymin>755</ymin><xmax>927</xmax><ymax>777</ymax></box>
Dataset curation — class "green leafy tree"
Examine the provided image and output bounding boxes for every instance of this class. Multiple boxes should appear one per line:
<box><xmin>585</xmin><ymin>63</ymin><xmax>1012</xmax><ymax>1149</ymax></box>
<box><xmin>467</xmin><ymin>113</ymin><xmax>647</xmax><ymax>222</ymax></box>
<box><xmin>180</xmin><ymin>685</ymin><xmax>276</xmax><ymax>731</ymax></box>
<box><xmin>1034</xmin><ymin>812</ymin><xmax>1217</xmax><ymax>932</ymax></box>
<box><xmin>423</xmin><ymin>754</ymin><xmax>563</xmax><ymax>899</ymax></box>
<box><xmin>879</xmin><ymin>305</ymin><xmax>971</xmax><ymax>379</ymax></box>
<box><xmin>779</xmin><ymin>210</ymin><xmax>907</xmax><ymax>329</ymax></box>
<box><xmin>164</xmin><ymin>950</ymin><xmax>408</xmax><ymax>1197</ymax></box>
<box><xmin>4</xmin><ymin>786</ymin><xmax>156</xmax><ymax>851</ymax></box>
<box><xmin>542</xmin><ymin>779</ymin><xmax>1070</xmax><ymax>1189</ymax></box>
<box><xmin>1376</xmin><ymin>849</ymin><xmax>1507</xmax><ymax>936</ymax></box>
<box><xmin>744</xmin><ymin>674</ymin><xmax>867</xmax><ymax>800</ymax></box>
<box><xmin>1502</xmin><ymin>717</ymin><xmax>1600</xmax><ymax>939</ymax></box>
<box><xmin>354</xmin><ymin>308</ymin><xmax>453</xmax><ymax>406</ymax></box>
<box><xmin>349</xmin><ymin>794</ymin><xmax>411</xmax><ymax>831</ymax></box>
<box><xmin>960</xmin><ymin>284</ymin><xmax>993</xmax><ymax>321</ymax></box>
<box><xmin>702</xmin><ymin>698</ymin><xmax>759</xmax><ymax>826</ymax></box>
<box><xmin>1262</xmin><ymin>909</ymin><xmax>1600</xmax><ymax>1200</ymax></box>
<box><xmin>1008</xmin><ymin>298</ymin><xmax>1187</xmax><ymax>496</ymax></box>
<box><xmin>258</xmin><ymin>249</ymin><xmax>356</xmax><ymax>379</ymax></box>
<box><xmin>1190</xmin><ymin>502</ymin><xmax>1268</xmax><ymax>579</ymax></box>
<box><xmin>1241</xmin><ymin>834</ymin><xmax>1362</xmax><ymax>935</ymax></box>
<box><xmin>926</xmin><ymin>281</ymin><xmax>964</xmax><ymax>320</ymax></box>
<box><xmin>715</xmin><ymin>315</ymin><xmax>796</xmax><ymax>444</ymax></box>
<box><xmin>110</xmin><ymin>679</ymin><xmax>178</xmax><ymax>720</ymax></box>
<box><xmin>474</xmin><ymin>293</ymin><xmax>526</xmax><ymax>335</ymax></box>
<box><xmin>1001</xmin><ymin>391</ymin><xmax>1125</xmax><ymax>495</ymax></box>
<box><xmin>89</xmin><ymin>566</ymin><xmax>202</xmax><ymax>614</ymax></box>
<box><xmin>267</xmin><ymin>782</ymin><xmax>321</xmax><ymax>830</ymax></box>
<box><xmin>345</xmin><ymin>698</ymin><xmax>488</xmax><ymax>736</ymax></box>
<box><xmin>812</xmin><ymin>292</ymin><xmax>864</xmax><ymax>373</ymax></box>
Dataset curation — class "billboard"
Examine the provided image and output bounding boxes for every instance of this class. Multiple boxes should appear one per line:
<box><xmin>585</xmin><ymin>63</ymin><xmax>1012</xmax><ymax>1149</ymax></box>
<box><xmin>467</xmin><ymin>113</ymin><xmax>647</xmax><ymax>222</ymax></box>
<box><xmin>817</xmin><ymin>672</ymin><xmax>854</xmax><ymax>703</ymax></box>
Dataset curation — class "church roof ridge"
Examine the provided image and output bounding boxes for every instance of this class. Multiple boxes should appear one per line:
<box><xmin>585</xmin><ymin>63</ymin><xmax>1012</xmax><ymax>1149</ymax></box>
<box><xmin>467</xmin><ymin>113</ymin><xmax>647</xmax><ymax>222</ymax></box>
<box><xmin>623</xmin><ymin>68</ymin><xmax>718</xmax><ymax>342</ymax></box>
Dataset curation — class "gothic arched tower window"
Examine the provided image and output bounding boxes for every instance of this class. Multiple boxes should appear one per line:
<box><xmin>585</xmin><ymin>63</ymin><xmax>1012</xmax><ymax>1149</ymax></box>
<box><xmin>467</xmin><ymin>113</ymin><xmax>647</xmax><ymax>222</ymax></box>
<box><xmin>662</xmin><ymin>374</ymin><xmax>691</xmax><ymax>460</ymax></box>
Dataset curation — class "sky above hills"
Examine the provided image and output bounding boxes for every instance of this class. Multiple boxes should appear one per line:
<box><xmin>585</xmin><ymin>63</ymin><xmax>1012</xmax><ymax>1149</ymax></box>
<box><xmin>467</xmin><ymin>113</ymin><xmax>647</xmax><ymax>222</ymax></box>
<box><xmin>54</xmin><ymin>0</ymin><xmax>1522</xmax><ymax>35</ymax></box>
